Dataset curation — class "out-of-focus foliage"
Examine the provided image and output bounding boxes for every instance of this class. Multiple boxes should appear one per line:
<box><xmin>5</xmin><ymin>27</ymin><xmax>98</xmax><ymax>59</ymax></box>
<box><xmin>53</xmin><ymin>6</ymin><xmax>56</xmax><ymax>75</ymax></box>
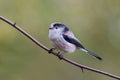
<box><xmin>0</xmin><ymin>0</ymin><xmax>120</xmax><ymax>80</ymax></box>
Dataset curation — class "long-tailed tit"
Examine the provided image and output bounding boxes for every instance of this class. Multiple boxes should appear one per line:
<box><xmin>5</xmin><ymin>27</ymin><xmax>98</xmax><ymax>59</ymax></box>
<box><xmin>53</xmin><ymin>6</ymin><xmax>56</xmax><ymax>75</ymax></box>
<box><xmin>49</xmin><ymin>22</ymin><xmax>102</xmax><ymax>60</ymax></box>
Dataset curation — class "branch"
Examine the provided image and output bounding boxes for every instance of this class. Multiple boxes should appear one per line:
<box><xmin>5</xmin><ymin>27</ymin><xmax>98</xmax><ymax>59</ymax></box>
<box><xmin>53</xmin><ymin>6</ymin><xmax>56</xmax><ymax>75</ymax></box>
<box><xmin>0</xmin><ymin>16</ymin><xmax>120</xmax><ymax>80</ymax></box>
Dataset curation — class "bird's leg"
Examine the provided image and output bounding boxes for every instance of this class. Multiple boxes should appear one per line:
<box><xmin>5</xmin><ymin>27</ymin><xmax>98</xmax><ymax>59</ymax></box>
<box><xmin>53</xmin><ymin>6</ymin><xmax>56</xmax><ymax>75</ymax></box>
<box><xmin>48</xmin><ymin>48</ymin><xmax>63</xmax><ymax>60</ymax></box>
<box><xmin>56</xmin><ymin>52</ymin><xmax>63</xmax><ymax>60</ymax></box>
<box><xmin>48</xmin><ymin>48</ymin><xmax>56</xmax><ymax>53</ymax></box>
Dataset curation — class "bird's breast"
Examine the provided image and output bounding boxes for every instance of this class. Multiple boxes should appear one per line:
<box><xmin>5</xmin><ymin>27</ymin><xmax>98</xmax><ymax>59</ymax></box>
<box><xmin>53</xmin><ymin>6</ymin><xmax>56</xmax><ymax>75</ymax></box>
<box><xmin>49</xmin><ymin>32</ymin><xmax>76</xmax><ymax>53</ymax></box>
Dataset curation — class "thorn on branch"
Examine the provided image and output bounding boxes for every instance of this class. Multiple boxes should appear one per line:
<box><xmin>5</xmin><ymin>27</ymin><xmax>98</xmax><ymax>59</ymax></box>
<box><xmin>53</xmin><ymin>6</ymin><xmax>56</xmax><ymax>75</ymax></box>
<box><xmin>80</xmin><ymin>67</ymin><xmax>84</xmax><ymax>73</ymax></box>
<box><xmin>13</xmin><ymin>23</ymin><xmax>16</xmax><ymax>26</ymax></box>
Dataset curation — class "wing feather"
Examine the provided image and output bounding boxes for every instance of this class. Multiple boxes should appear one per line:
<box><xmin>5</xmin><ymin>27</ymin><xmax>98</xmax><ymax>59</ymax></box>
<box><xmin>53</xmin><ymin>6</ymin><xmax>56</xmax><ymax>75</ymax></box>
<box><xmin>62</xmin><ymin>34</ymin><xmax>85</xmax><ymax>49</ymax></box>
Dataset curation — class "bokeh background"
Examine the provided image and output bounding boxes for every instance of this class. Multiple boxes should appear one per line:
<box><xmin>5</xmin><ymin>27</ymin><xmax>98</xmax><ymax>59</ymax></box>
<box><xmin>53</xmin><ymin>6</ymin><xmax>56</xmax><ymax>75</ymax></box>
<box><xmin>0</xmin><ymin>0</ymin><xmax>120</xmax><ymax>80</ymax></box>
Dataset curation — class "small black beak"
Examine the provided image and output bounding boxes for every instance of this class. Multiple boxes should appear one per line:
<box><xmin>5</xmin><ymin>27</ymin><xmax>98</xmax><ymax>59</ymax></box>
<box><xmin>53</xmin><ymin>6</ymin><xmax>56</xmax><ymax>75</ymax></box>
<box><xmin>49</xmin><ymin>27</ymin><xmax>53</xmax><ymax>30</ymax></box>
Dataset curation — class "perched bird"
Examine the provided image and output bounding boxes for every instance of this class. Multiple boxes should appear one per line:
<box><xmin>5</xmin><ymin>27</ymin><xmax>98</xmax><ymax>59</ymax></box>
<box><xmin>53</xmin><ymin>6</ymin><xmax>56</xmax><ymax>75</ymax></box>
<box><xmin>49</xmin><ymin>22</ymin><xmax>102</xmax><ymax>60</ymax></box>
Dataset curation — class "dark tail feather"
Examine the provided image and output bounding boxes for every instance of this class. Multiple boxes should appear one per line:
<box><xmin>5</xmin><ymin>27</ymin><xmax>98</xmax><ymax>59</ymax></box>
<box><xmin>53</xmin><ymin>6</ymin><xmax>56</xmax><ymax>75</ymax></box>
<box><xmin>80</xmin><ymin>48</ymin><xmax>102</xmax><ymax>60</ymax></box>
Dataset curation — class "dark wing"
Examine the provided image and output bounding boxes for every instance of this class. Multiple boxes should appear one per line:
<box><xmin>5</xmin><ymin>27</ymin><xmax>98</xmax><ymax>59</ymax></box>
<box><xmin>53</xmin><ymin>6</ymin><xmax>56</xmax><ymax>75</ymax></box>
<box><xmin>62</xmin><ymin>34</ymin><xmax>85</xmax><ymax>49</ymax></box>
<box><xmin>63</xmin><ymin>34</ymin><xmax>102</xmax><ymax>60</ymax></box>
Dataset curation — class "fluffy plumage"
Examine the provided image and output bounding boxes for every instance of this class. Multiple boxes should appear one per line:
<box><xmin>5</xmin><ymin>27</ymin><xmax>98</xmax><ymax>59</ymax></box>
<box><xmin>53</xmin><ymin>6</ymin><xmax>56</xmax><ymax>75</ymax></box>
<box><xmin>49</xmin><ymin>22</ymin><xmax>102</xmax><ymax>60</ymax></box>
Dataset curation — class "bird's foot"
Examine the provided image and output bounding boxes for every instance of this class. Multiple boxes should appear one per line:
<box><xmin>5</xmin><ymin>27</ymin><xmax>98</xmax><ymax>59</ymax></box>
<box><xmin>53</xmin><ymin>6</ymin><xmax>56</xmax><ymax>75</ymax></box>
<box><xmin>48</xmin><ymin>48</ymin><xmax>56</xmax><ymax>54</ymax></box>
<box><xmin>56</xmin><ymin>52</ymin><xmax>63</xmax><ymax>60</ymax></box>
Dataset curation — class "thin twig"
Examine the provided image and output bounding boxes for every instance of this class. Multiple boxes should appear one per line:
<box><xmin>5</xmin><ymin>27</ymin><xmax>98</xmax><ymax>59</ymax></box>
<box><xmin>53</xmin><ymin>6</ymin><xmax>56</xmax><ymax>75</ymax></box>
<box><xmin>0</xmin><ymin>16</ymin><xmax>120</xmax><ymax>80</ymax></box>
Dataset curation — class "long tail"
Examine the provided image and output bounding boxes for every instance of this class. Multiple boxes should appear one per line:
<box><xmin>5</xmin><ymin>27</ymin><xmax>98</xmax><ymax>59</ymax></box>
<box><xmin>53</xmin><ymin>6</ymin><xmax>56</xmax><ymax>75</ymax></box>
<box><xmin>80</xmin><ymin>48</ymin><xmax>102</xmax><ymax>60</ymax></box>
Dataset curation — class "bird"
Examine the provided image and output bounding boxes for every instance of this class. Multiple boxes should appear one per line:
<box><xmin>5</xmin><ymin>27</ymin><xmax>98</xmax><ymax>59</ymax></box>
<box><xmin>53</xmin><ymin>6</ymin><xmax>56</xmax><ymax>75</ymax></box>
<box><xmin>49</xmin><ymin>22</ymin><xmax>102</xmax><ymax>60</ymax></box>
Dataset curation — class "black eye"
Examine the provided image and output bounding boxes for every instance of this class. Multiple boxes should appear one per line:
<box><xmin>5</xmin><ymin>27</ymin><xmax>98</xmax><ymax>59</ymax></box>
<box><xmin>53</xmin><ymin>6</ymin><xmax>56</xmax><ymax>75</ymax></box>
<box><xmin>54</xmin><ymin>26</ymin><xmax>58</xmax><ymax>29</ymax></box>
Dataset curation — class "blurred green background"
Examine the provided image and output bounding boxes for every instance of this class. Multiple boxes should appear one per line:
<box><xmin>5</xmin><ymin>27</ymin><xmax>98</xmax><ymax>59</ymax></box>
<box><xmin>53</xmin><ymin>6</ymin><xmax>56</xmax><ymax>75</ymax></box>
<box><xmin>0</xmin><ymin>0</ymin><xmax>120</xmax><ymax>80</ymax></box>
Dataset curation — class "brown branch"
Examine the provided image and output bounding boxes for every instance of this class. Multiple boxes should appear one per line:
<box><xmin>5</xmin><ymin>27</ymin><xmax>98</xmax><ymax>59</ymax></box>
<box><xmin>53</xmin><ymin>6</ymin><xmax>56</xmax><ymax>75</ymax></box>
<box><xmin>0</xmin><ymin>16</ymin><xmax>120</xmax><ymax>80</ymax></box>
